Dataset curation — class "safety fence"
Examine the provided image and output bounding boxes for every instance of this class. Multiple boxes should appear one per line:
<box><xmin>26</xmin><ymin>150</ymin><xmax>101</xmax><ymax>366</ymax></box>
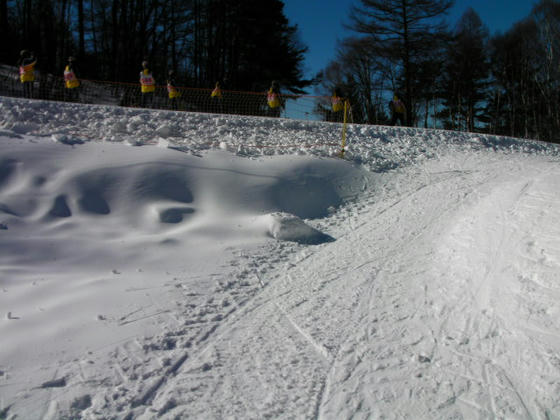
<box><xmin>0</xmin><ymin>69</ymin><xmax>348</xmax><ymax>123</ymax></box>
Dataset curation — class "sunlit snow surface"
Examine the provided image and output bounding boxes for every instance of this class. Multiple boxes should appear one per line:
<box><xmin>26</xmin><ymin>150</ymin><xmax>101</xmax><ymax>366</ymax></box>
<box><xmin>1</xmin><ymin>97</ymin><xmax>560</xmax><ymax>419</ymax></box>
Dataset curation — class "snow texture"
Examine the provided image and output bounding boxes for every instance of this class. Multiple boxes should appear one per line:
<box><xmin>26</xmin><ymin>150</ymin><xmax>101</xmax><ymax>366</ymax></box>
<box><xmin>0</xmin><ymin>96</ymin><xmax>560</xmax><ymax>419</ymax></box>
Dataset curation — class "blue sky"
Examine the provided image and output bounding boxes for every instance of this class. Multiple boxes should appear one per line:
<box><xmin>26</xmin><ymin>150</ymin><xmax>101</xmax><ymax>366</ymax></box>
<box><xmin>283</xmin><ymin>0</ymin><xmax>539</xmax><ymax>82</ymax></box>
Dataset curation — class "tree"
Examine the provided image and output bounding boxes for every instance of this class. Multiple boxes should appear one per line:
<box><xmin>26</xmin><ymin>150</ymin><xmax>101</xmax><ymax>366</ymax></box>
<box><xmin>77</xmin><ymin>0</ymin><xmax>85</xmax><ymax>60</ymax></box>
<box><xmin>349</xmin><ymin>0</ymin><xmax>454</xmax><ymax>126</ymax></box>
<box><xmin>413</xmin><ymin>39</ymin><xmax>448</xmax><ymax>129</ymax></box>
<box><xmin>318</xmin><ymin>37</ymin><xmax>390</xmax><ymax>124</ymax></box>
<box><xmin>0</xmin><ymin>0</ymin><xmax>8</xmax><ymax>63</ymax></box>
<box><xmin>485</xmin><ymin>0</ymin><xmax>560</xmax><ymax>143</ymax></box>
<box><xmin>439</xmin><ymin>8</ymin><xmax>490</xmax><ymax>132</ymax></box>
<box><xmin>4</xmin><ymin>0</ymin><xmax>310</xmax><ymax>101</ymax></box>
<box><xmin>531</xmin><ymin>0</ymin><xmax>560</xmax><ymax>142</ymax></box>
<box><xmin>216</xmin><ymin>0</ymin><xmax>309</xmax><ymax>93</ymax></box>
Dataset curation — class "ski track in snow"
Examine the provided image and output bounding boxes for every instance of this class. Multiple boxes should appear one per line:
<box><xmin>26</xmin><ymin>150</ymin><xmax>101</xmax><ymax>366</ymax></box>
<box><xmin>1</xmin><ymin>97</ymin><xmax>560</xmax><ymax>419</ymax></box>
<box><xmin>117</xmin><ymin>156</ymin><xmax>559</xmax><ymax>420</ymax></box>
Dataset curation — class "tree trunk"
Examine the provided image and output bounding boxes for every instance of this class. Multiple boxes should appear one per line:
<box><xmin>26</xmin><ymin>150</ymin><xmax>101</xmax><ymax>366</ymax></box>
<box><xmin>77</xmin><ymin>0</ymin><xmax>85</xmax><ymax>60</ymax></box>
<box><xmin>111</xmin><ymin>0</ymin><xmax>119</xmax><ymax>81</ymax></box>
<box><xmin>401</xmin><ymin>1</ymin><xmax>412</xmax><ymax>126</ymax></box>
<box><xmin>58</xmin><ymin>0</ymin><xmax>68</xmax><ymax>70</ymax></box>
<box><xmin>0</xmin><ymin>0</ymin><xmax>7</xmax><ymax>62</ymax></box>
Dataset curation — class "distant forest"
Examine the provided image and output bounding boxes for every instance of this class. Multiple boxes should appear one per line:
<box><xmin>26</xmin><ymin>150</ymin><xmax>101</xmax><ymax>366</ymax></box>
<box><xmin>1</xmin><ymin>0</ymin><xmax>559</xmax><ymax>143</ymax></box>
<box><xmin>1</xmin><ymin>0</ymin><xmax>311</xmax><ymax>94</ymax></box>
<box><xmin>320</xmin><ymin>0</ymin><xmax>560</xmax><ymax>143</ymax></box>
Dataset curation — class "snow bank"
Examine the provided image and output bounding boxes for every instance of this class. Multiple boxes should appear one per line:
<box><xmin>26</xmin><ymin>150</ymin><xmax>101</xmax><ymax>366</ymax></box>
<box><xmin>2</xmin><ymin>97</ymin><xmax>557</xmax><ymax>173</ymax></box>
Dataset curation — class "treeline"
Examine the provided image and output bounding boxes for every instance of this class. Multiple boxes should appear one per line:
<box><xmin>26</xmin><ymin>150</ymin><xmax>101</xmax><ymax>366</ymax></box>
<box><xmin>319</xmin><ymin>0</ymin><xmax>560</xmax><ymax>143</ymax></box>
<box><xmin>1</xmin><ymin>0</ymin><xmax>310</xmax><ymax>93</ymax></box>
<box><xmin>3</xmin><ymin>0</ymin><xmax>559</xmax><ymax>143</ymax></box>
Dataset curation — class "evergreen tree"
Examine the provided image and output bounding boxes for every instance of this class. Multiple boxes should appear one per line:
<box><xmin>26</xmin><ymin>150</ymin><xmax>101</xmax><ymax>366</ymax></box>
<box><xmin>202</xmin><ymin>0</ymin><xmax>309</xmax><ymax>93</ymax></box>
<box><xmin>3</xmin><ymin>0</ymin><xmax>310</xmax><ymax>97</ymax></box>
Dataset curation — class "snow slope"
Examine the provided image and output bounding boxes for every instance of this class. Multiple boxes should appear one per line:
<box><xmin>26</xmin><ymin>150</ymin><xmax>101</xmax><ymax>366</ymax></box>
<box><xmin>1</xmin><ymin>96</ymin><xmax>559</xmax><ymax>419</ymax></box>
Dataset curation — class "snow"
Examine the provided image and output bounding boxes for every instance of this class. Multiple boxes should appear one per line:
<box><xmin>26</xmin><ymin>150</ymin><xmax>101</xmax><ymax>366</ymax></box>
<box><xmin>0</xmin><ymin>96</ymin><xmax>559</xmax><ymax>419</ymax></box>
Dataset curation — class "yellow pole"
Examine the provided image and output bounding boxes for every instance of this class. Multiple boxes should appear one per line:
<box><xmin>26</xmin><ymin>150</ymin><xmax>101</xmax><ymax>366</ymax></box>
<box><xmin>340</xmin><ymin>100</ymin><xmax>348</xmax><ymax>158</ymax></box>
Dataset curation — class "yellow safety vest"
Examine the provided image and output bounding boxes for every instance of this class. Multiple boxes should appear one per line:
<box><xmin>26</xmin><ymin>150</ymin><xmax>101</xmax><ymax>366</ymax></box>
<box><xmin>332</xmin><ymin>95</ymin><xmax>344</xmax><ymax>112</ymax></box>
<box><xmin>19</xmin><ymin>61</ymin><xmax>36</xmax><ymax>83</ymax></box>
<box><xmin>267</xmin><ymin>89</ymin><xmax>280</xmax><ymax>108</ymax></box>
<box><xmin>64</xmin><ymin>66</ymin><xmax>79</xmax><ymax>89</ymax></box>
<box><xmin>140</xmin><ymin>70</ymin><xmax>155</xmax><ymax>93</ymax></box>
<box><xmin>167</xmin><ymin>83</ymin><xmax>180</xmax><ymax>99</ymax></box>
<box><xmin>392</xmin><ymin>98</ymin><xmax>405</xmax><ymax>114</ymax></box>
<box><xmin>211</xmin><ymin>87</ymin><xmax>222</xmax><ymax>98</ymax></box>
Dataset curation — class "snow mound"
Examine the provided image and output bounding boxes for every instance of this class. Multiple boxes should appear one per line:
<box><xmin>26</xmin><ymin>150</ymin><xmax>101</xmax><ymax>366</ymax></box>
<box><xmin>263</xmin><ymin>212</ymin><xmax>335</xmax><ymax>245</ymax></box>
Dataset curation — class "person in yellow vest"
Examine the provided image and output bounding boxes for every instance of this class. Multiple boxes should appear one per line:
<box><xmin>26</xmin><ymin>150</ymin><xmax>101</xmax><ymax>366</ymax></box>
<box><xmin>63</xmin><ymin>56</ymin><xmax>80</xmax><ymax>102</ymax></box>
<box><xmin>211</xmin><ymin>81</ymin><xmax>222</xmax><ymax>99</ymax></box>
<box><xmin>210</xmin><ymin>81</ymin><xmax>223</xmax><ymax>113</ymax></box>
<box><xmin>167</xmin><ymin>70</ymin><xmax>180</xmax><ymax>110</ymax></box>
<box><xmin>267</xmin><ymin>80</ymin><xmax>282</xmax><ymax>117</ymax></box>
<box><xmin>139</xmin><ymin>60</ymin><xmax>156</xmax><ymax>108</ymax></box>
<box><xmin>18</xmin><ymin>50</ymin><xmax>37</xmax><ymax>99</ymax></box>
<box><xmin>331</xmin><ymin>87</ymin><xmax>346</xmax><ymax>122</ymax></box>
<box><xmin>389</xmin><ymin>92</ymin><xmax>407</xmax><ymax>126</ymax></box>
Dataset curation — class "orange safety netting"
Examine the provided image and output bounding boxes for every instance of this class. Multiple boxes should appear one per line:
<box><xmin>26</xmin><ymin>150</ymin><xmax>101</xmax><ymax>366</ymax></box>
<box><xmin>0</xmin><ymin>72</ymin><xmax>348</xmax><ymax>124</ymax></box>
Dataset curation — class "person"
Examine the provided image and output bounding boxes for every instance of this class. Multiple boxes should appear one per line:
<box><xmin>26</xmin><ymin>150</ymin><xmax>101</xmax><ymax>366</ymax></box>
<box><xmin>63</xmin><ymin>56</ymin><xmax>80</xmax><ymax>102</ymax></box>
<box><xmin>267</xmin><ymin>80</ymin><xmax>282</xmax><ymax>118</ymax></box>
<box><xmin>139</xmin><ymin>60</ymin><xmax>156</xmax><ymax>108</ymax></box>
<box><xmin>210</xmin><ymin>81</ymin><xmax>223</xmax><ymax>113</ymax></box>
<box><xmin>389</xmin><ymin>93</ymin><xmax>406</xmax><ymax>126</ymax></box>
<box><xmin>331</xmin><ymin>87</ymin><xmax>345</xmax><ymax>122</ymax></box>
<box><xmin>18</xmin><ymin>50</ymin><xmax>37</xmax><ymax>99</ymax></box>
<box><xmin>167</xmin><ymin>70</ymin><xmax>180</xmax><ymax>110</ymax></box>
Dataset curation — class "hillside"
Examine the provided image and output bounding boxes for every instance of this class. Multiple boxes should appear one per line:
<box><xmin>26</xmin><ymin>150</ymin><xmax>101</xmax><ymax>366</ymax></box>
<box><xmin>1</xmin><ymin>96</ymin><xmax>559</xmax><ymax>419</ymax></box>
